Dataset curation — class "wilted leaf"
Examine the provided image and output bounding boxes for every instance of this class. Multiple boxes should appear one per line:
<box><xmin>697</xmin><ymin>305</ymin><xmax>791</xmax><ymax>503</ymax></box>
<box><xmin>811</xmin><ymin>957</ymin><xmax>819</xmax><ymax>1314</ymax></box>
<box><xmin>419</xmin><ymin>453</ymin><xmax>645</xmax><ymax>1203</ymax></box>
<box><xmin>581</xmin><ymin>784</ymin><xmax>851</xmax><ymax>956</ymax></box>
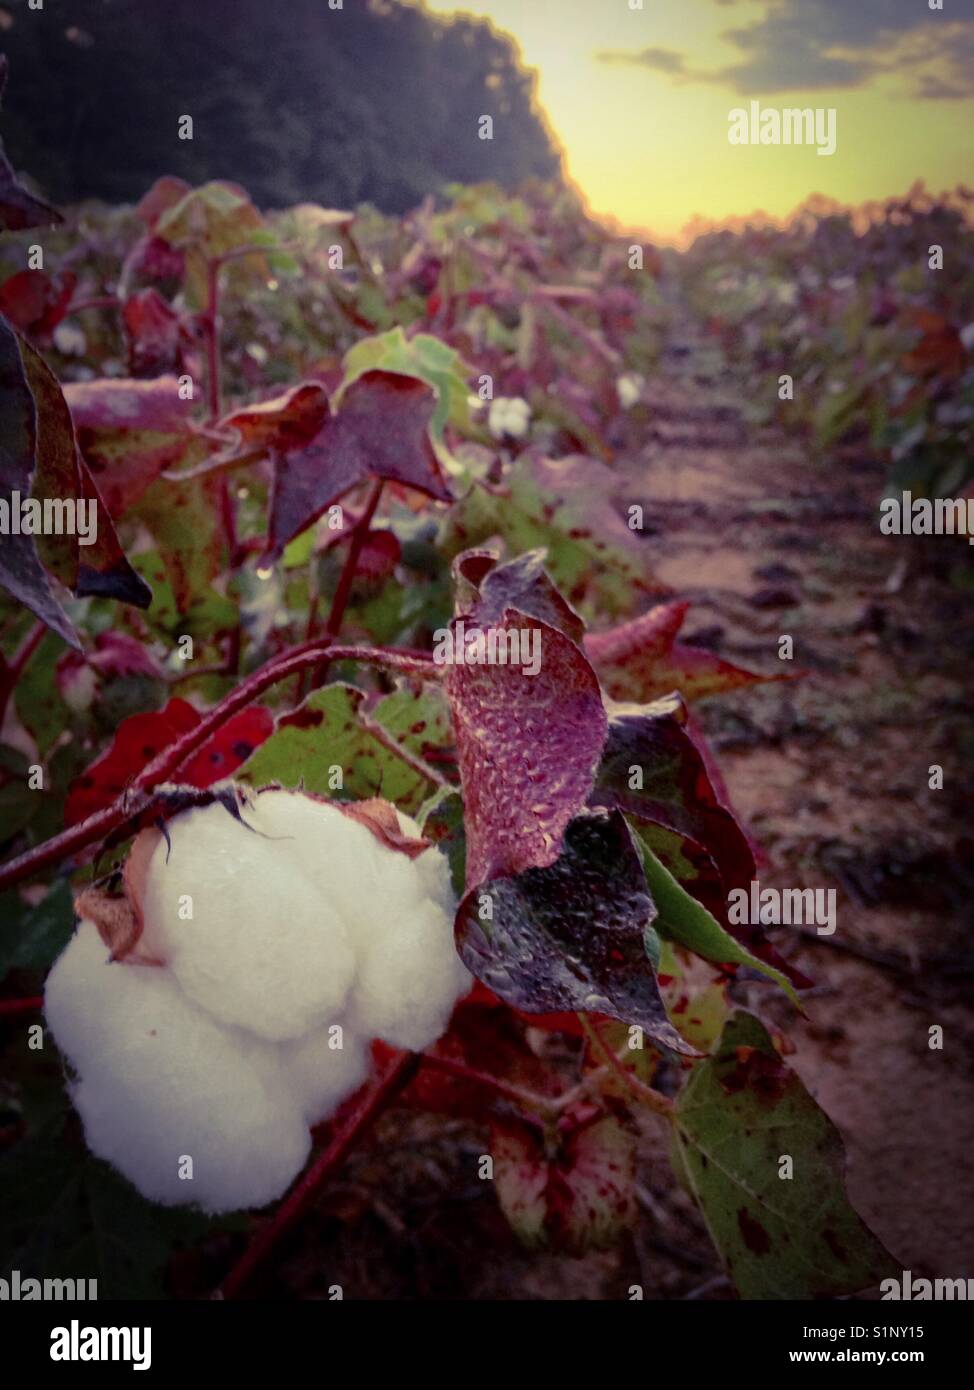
<box><xmin>671</xmin><ymin>1010</ymin><xmax>898</xmax><ymax>1299</ymax></box>
<box><xmin>0</xmin><ymin>316</ymin><xmax>79</xmax><ymax>648</ymax></box>
<box><xmin>64</xmin><ymin>375</ymin><xmax>198</xmax><ymax>515</ymax></box>
<box><xmin>21</xmin><ymin>339</ymin><xmax>151</xmax><ymax>608</ymax></box>
<box><xmin>0</xmin><ymin>270</ymin><xmax>75</xmax><ymax>341</ymax></box>
<box><xmin>267</xmin><ymin>369</ymin><xmax>452</xmax><ymax>560</ymax></box>
<box><xmin>337</xmin><ymin>326</ymin><xmax>473</xmax><ymax>442</ymax></box>
<box><xmin>456</xmin><ymin>809</ymin><xmax>695</xmax><ymax>1054</ymax></box>
<box><xmin>491</xmin><ymin>1110</ymin><xmax>637</xmax><ymax>1251</ymax></box>
<box><xmin>592</xmin><ymin>694</ymin><xmax>755</xmax><ymax>897</ymax></box>
<box><xmin>586</xmin><ymin>600</ymin><xmax>791</xmax><ymax>704</ymax></box>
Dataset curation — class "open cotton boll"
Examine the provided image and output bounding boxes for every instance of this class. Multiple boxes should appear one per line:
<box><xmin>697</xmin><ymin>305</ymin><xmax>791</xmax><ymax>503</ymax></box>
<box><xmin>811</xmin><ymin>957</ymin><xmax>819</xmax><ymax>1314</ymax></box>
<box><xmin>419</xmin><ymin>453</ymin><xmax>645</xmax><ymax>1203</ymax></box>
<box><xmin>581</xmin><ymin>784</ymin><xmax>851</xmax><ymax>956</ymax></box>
<box><xmin>46</xmin><ymin>921</ymin><xmax>310</xmax><ymax>1213</ymax></box>
<box><xmin>346</xmin><ymin>900</ymin><xmax>470</xmax><ymax>1051</ymax></box>
<box><xmin>139</xmin><ymin>794</ymin><xmax>357</xmax><ymax>1040</ymax></box>
<box><xmin>488</xmin><ymin>395</ymin><xmax>530</xmax><ymax>440</ymax></box>
<box><xmin>279</xmin><ymin>1024</ymin><xmax>371</xmax><ymax>1125</ymax></box>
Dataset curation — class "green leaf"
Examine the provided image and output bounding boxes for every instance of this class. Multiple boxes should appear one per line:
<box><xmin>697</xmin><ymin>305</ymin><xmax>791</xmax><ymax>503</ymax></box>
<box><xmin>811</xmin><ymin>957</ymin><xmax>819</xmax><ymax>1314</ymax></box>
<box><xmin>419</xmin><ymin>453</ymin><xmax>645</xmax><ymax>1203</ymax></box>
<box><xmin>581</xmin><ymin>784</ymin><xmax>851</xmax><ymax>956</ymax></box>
<box><xmin>237</xmin><ymin>682</ymin><xmax>439</xmax><ymax>813</ymax></box>
<box><xmin>0</xmin><ymin>880</ymin><xmax>74</xmax><ymax>979</ymax></box>
<box><xmin>441</xmin><ymin>454</ymin><xmax>659</xmax><ymax>620</ymax></box>
<box><xmin>671</xmin><ymin>1010</ymin><xmax>898</xmax><ymax>1299</ymax></box>
<box><xmin>336</xmin><ymin>326</ymin><xmax>472</xmax><ymax>443</ymax></box>
<box><xmin>637</xmin><ymin>838</ymin><xmax>797</xmax><ymax>1004</ymax></box>
<box><xmin>0</xmin><ymin>1130</ymin><xmax>209</xmax><ymax>1300</ymax></box>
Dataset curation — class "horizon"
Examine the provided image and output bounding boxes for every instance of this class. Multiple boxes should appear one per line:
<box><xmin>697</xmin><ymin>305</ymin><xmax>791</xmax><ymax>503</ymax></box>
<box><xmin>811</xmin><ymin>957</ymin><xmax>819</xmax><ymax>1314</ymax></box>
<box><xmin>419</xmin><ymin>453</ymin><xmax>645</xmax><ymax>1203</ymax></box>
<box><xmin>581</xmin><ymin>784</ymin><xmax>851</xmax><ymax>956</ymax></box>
<box><xmin>421</xmin><ymin>0</ymin><xmax>974</xmax><ymax>245</ymax></box>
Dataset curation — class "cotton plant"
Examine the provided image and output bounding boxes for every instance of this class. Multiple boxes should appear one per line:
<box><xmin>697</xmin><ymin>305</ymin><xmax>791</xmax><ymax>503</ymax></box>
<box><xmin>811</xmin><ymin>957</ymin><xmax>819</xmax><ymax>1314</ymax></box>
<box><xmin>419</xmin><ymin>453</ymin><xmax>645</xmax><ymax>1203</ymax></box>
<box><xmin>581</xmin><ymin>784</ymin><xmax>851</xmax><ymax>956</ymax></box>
<box><xmin>45</xmin><ymin>789</ymin><xmax>470</xmax><ymax>1214</ymax></box>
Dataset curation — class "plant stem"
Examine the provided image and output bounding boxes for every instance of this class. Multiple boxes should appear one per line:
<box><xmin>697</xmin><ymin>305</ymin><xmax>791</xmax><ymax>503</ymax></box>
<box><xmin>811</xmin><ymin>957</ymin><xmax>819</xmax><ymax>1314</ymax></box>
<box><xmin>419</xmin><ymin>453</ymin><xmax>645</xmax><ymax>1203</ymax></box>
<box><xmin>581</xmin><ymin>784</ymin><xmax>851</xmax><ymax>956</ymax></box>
<box><xmin>305</xmin><ymin>479</ymin><xmax>385</xmax><ymax>695</ymax></box>
<box><xmin>0</xmin><ymin>621</ymin><xmax>46</xmax><ymax>725</ymax></box>
<box><xmin>576</xmin><ymin>1014</ymin><xmax>675</xmax><ymax>1119</ymax></box>
<box><xmin>0</xmin><ymin>996</ymin><xmax>43</xmax><ymax>1017</ymax></box>
<box><xmin>0</xmin><ymin>641</ymin><xmax>439</xmax><ymax>895</ymax></box>
<box><xmin>418</xmin><ymin>1052</ymin><xmax>550</xmax><ymax>1114</ymax></box>
<box><xmin>217</xmin><ymin>1050</ymin><xmax>420</xmax><ymax>1299</ymax></box>
<box><xmin>203</xmin><ymin>258</ymin><xmax>223</xmax><ymax>426</ymax></box>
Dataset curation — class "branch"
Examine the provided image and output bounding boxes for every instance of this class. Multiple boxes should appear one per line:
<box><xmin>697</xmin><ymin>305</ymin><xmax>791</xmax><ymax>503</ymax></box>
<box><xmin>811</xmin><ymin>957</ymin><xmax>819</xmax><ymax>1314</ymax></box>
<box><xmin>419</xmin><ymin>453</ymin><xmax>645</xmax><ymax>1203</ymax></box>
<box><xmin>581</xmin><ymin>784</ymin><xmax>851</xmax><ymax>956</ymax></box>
<box><xmin>576</xmin><ymin>1014</ymin><xmax>675</xmax><ymax>1119</ymax></box>
<box><xmin>216</xmin><ymin>1050</ymin><xmax>420</xmax><ymax>1299</ymax></box>
<box><xmin>0</xmin><ymin>641</ymin><xmax>438</xmax><ymax>894</ymax></box>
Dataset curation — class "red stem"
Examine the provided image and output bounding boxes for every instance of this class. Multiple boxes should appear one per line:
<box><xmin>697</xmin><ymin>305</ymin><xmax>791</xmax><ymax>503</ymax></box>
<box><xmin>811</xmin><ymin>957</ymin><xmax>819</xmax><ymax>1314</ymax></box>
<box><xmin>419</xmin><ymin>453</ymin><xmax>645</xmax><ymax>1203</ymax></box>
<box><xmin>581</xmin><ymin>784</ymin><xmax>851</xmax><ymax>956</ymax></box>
<box><xmin>323</xmin><ymin>480</ymin><xmax>385</xmax><ymax>639</ymax></box>
<box><xmin>217</xmin><ymin>1050</ymin><xmax>420</xmax><ymax>1299</ymax></box>
<box><xmin>0</xmin><ymin>621</ymin><xmax>46</xmax><ymax>724</ymax></box>
<box><xmin>419</xmin><ymin>1052</ymin><xmax>550</xmax><ymax>1114</ymax></box>
<box><xmin>0</xmin><ymin>996</ymin><xmax>43</xmax><ymax>1017</ymax></box>
<box><xmin>0</xmin><ymin>641</ymin><xmax>437</xmax><ymax>894</ymax></box>
<box><xmin>305</xmin><ymin>480</ymin><xmax>385</xmax><ymax>695</ymax></box>
<box><xmin>203</xmin><ymin>258</ymin><xmax>222</xmax><ymax>426</ymax></box>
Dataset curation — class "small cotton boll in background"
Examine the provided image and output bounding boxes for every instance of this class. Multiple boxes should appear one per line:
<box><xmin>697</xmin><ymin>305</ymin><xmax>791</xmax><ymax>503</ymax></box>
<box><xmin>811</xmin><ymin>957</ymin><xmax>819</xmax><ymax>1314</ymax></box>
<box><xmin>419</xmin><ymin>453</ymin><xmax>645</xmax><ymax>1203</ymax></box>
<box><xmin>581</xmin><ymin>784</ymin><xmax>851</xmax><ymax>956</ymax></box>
<box><xmin>488</xmin><ymin>395</ymin><xmax>531</xmax><ymax>440</ymax></box>
<box><xmin>46</xmin><ymin>921</ymin><xmax>311</xmax><ymax>1213</ymax></box>
<box><xmin>616</xmin><ymin>373</ymin><xmax>644</xmax><ymax>410</ymax></box>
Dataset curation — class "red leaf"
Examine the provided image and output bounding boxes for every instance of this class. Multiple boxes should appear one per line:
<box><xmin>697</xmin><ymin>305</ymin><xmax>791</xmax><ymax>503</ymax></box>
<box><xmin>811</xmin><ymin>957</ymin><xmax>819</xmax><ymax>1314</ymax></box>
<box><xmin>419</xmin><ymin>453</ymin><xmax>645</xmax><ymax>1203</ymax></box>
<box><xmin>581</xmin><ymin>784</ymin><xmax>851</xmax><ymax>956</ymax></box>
<box><xmin>65</xmin><ymin>698</ymin><xmax>200</xmax><ymax>827</ymax></box>
<box><xmin>64</xmin><ymin>375</ymin><xmax>196</xmax><ymax>514</ymax></box>
<box><xmin>122</xmin><ymin>288</ymin><xmax>181</xmax><ymax>376</ymax></box>
<box><xmin>178</xmin><ymin>708</ymin><xmax>274</xmax><ymax>786</ymax></box>
<box><xmin>266</xmin><ymin>370</ymin><xmax>452</xmax><ymax>559</ymax></box>
<box><xmin>0</xmin><ymin>270</ymin><xmax>76</xmax><ymax>341</ymax></box>
<box><xmin>585</xmin><ymin>600</ymin><xmax>793</xmax><ymax>704</ymax></box>
<box><xmin>64</xmin><ymin>701</ymin><xmax>273</xmax><ymax>826</ymax></box>
<box><xmin>134</xmin><ymin>176</ymin><xmax>192</xmax><ymax>230</ymax></box>
<box><xmin>491</xmin><ymin>1110</ymin><xmax>637</xmax><ymax>1252</ymax></box>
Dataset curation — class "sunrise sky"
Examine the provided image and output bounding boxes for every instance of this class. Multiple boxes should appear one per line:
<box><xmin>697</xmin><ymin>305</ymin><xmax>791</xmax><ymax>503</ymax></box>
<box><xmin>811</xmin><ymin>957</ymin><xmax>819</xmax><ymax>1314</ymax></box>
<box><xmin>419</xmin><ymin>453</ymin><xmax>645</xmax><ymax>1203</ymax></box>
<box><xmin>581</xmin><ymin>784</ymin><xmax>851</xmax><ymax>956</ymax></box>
<box><xmin>423</xmin><ymin>0</ymin><xmax>974</xmax><ymax>243</ymax></box>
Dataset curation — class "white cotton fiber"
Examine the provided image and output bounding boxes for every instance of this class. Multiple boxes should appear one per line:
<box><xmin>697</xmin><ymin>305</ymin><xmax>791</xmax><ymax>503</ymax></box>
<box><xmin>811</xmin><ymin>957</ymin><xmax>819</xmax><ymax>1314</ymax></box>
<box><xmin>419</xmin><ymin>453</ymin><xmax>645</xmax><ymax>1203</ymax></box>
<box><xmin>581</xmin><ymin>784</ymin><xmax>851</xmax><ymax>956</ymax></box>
<box><xmin>44</xmin><ymin>789</ymin><xmax>470</xmax><ymax>1214</ymax></box>
<box><xmin>139</xmin><ymin>793</ymin><xmax>357</xmax><ymax>1040</ymax></box>
<box><xmin>47</xmin><ymin>921</ymin><xmax>310</xmax><ymax>1213</ymax></box>
<box><xmin>279</xmin><ymin>1024</ymin><xmax>370</xmax><ymax>1125</ymax></box>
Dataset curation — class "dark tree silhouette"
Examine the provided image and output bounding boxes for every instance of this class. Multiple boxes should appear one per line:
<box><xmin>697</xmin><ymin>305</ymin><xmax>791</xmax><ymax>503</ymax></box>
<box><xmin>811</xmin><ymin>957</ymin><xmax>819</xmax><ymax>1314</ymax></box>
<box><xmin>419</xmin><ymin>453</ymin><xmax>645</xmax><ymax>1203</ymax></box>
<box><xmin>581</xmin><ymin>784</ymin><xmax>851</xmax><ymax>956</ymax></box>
<box><xmin>0</xmin><ymin>0</ymin><xmax>562</xmax><ymax>209</ymax></box>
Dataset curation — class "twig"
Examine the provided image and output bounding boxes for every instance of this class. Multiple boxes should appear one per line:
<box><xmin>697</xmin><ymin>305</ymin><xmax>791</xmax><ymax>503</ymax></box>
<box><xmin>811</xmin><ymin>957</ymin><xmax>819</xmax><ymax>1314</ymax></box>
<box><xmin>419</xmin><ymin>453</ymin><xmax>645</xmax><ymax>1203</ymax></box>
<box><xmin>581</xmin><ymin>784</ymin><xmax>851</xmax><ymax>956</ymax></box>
<box><xmin>216</xmin><ymin>1050</ymin><xmax>420</xmax><ymax>1299</ymax></box>
<box><xmin>418</xmin><ymin>1052</ymin><xmax>550</xmax><ymax>1115</ymax></box>
<box><xmin>0</xmin><ymin>641</ymin><xmax>438</xmax><ymax>894</ymax></box>
<box><xmin>576</xmin><ymin>1014</ymin><xmax>675</xmax><ymax>1119</ymax></box>
<box><xmin>307</xmin><ymin>479</ymin><xmax>385</xmax><ymax>693</ymax></box>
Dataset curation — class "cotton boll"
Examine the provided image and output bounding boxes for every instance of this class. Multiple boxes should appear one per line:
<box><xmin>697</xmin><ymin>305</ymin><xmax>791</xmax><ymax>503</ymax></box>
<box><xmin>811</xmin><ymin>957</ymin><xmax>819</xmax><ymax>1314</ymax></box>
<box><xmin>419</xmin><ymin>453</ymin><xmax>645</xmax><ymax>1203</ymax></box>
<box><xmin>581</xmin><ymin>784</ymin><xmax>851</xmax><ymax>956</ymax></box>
<box><xmin>289</xmin><ymin>798</ymin><xmax>432</xmax><ymax>953</ymax></box>
<box><xmin>488</xmin><ymin>396</ymin><xmax>530</xmax><ymax>440</ymax></box>
<box><xmin>346</xmin><ymin>898</ymin><xmax>470</xmax><ymax>1051</ymax></box>
<box><xmin>46</xmin><ymin>921</ymin><xmax>310</xmax><ymax>1213</ymax></box>
<box><xmin>139</xmin><ymin>796</ymin><xmax>357</xmax><ymax>1040</ymax></box>
<box><xmin>279</xmin><ymin>1023</ymin><xmax>370</xmax><ymax>1124</ymax></box>
<box><xmin>616</xmin><ymin>373</ymin><xmax>643</xmax><ymax>410</ymax></box>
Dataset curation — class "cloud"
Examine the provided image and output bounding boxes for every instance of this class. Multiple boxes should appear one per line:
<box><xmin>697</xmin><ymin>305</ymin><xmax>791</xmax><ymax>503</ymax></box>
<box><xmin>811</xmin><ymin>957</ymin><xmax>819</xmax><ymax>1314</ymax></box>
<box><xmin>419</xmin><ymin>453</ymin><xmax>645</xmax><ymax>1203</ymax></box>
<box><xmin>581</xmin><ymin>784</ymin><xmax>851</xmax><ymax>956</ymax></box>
<box><xmin>597</xmin><ymin>0</ymin><xmax>974</xmax><ymax>98</ymax></box>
